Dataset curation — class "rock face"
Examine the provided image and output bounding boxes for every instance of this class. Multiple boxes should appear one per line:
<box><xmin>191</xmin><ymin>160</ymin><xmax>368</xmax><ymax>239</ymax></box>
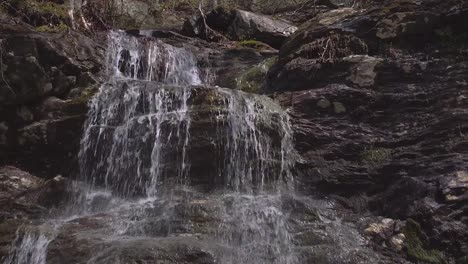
<box><xmin>80</xmin><ymin>81</ymin><xmax>292</xmax><ymax>196</ymax></box>
<box><xmin>129</xmin><ymin>29</ymin><xmax>277</xmax><ymax>91</ymax></box>
<box><xmin>226</xmin><ymin>10</ymin><xmax>297</xmax><ymax>49</ymax></box>
<box><xmin>0</xmin><ymin>14</ymin><xmax>104</xmax><ymax>177</ymax></box>
<box><xmin>0</xmin><ymin>166</ymin><xmax>67</xmax><ymax>259</ymax></box>
<box><xmin>268</xmin><ymin>0</ymin><xmax>468</xmax><ymax>261</ymax></box>
<box><xmin>1</xmin><ymin>0</ymin><xmax>468</xmax><ymax>263</ymax></box>
<box><xmin>35</xmin><ymin>190</ymin><xmax>393</xmax><ymax>264</ymax></box>
<box><xmin>182</xmin><ymin>8</ymin><xmax>297</xmax><ymax>49</ymax></box>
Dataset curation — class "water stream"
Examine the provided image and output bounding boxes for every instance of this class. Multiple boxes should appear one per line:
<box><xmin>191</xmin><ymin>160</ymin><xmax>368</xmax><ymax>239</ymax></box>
<box><xmin>4</xmin><ymin>31</ymin><xmax>297</xmax><ymax>264</ymax></box>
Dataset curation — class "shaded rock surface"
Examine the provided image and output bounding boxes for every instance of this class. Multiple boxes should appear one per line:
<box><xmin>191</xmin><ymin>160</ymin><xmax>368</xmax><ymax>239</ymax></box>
<box><xmin>0</xmin><ymin>166</ymin><xmax>67</xmax><ymax>260</ymax></box>
<box><xmin>268</xmin><ymin>0</ymin><xmax>468</xmax><ymax>261</ymax></box>
<box><xmin>0</xmin><ymin>13</ymin><xmax>104</xmax><ymax>177</ymax></box>
<box><xmin>182</xmin><ymin>8</ymin><xmax>297</xmax><ymax>49</ymax></box>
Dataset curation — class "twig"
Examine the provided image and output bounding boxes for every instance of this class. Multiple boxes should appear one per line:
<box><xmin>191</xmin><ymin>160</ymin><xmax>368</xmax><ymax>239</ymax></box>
<box><xmin>0</xmin><ymin>40</ymin><xmax>16</xmax><ymax>97</ymax></box>
<box><xmin>198</xmin><ymin>0</ymin><xmax>209</xmax><ymax>39</ymax></box>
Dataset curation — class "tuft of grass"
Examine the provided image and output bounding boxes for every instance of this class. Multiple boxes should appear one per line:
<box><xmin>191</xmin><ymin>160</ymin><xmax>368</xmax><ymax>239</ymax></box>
<box><xmin>403</xmin><ymin>219</ymin><xmax>445</xmax><ymax>264</ymax></box>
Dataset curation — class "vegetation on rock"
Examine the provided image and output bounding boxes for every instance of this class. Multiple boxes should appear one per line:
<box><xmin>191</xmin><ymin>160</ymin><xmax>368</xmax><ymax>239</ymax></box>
<box><xmin>403</xmin><ymin>219</ymin><xmax>445</xmax><ymax>264</ymax></box>
<box><xmin>236</xmin><ymin>40</ymin><xmax>271</xmax><ymax>49</ymax></box>
<box><xmin>235</xmin><ymin>57</ymin><xmax>276</xmax><ymax>93</ymax></box>
<box><xmin>360</xmin><ymin>147</ymin><xmax>392</xmax><ymax>165</ymax></box>
<box><xmin>71</xmin><ymin>86</ymin><xmax>98</xmax><ymax>106</ymax></box>
<box><xmin>36</xmin><ymin>22</ymin><xmax>68</xmax><ymax>33</ymax></box>
<box><xmin>1</xmin><ymin>0</ymin><xmax>70</xmax><ymax>26</ymax></box>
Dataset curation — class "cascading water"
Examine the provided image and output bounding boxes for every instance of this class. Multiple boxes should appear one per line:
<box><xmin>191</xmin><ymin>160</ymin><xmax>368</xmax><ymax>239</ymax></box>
<box><xmin>4</xmin><ymin>31</ymin><xmax>297</xmax><ymax>264</ymax></box>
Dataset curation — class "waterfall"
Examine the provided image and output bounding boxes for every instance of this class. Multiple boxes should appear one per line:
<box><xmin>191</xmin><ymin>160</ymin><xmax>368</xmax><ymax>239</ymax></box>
<box><xmin>4</xmin><ymin>31</ymin><xmax>296</xmax><ymax>264</ymax></box>
<box><xmin>3</xmin><ymin>229</ymin><xmax>51</xmax><ymax>264</ymax></box>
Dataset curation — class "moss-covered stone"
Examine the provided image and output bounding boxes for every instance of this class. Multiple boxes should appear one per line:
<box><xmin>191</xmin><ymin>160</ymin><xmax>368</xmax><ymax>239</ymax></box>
<box><xmin>6</xmin><ymin>0</ymin><xmax>70</xmax><ymax>27</ymax></box>
<box><xmin>236</xmin><ymin>40</ymin><xmax>272</xmax><ymax>50</ymax></box>
<box><xmin>360</xmin><ymin>147</ymin><xmax>392</xmax><ymax>165</ymax></box>
<box><xmin>71</xmin><ymin>87</ymin><xmax>98</xmax><ymax>106</ymax></box>
<box><xmin>235</xmin><ymin>57</ymin><xmax>277</xmax><ymax>93</ymax></box>
<box><xmin>36</xmin><ymin>22</ymin><xmax>68</xmax><ymax>33</ymax></box>
<box><xmin>403</xmin><ymin>219</ymin><xmax>445</xmax><ymax>264</ymax></box>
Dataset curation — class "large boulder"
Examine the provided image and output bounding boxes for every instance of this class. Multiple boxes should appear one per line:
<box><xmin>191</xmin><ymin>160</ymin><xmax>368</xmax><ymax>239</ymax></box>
<box><xmin>79</xmin><ymin>81</ymin><xmax>291</xmax><ymax>195</ymax></box>
<box><xmin>182</xmin><ymin>8</ymin><xmax>297</xmax><ymax>49</ymax></box>
<box><xmin>226</xmin><ymin>10</ymin><xmax>297</xmax><ymax>49</ymax></box>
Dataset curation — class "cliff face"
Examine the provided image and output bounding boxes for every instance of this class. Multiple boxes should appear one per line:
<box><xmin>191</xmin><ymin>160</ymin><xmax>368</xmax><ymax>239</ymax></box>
<box><xmin>267</xmin><ymin>1</ymin><xmax>468</xmax><ymax>260</ymax></box>
<box><xmin>0</xmin><ymin>0</ymin><xmax>467</xmax><ymax>263</ymax></box>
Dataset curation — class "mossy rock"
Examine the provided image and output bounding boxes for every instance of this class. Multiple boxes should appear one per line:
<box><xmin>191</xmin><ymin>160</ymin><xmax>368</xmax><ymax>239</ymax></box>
<box><xmin>36</xmin><ymin>22</ymin><xmax>68</xmax><ymax>33</ymax></box>
<box><xmin>6</xmin><ymin>0</ymin><xmax>70</xmax><ymax>27</ymax></box>
<box><xmin>235</xmin><ymin>57</ymin><xmax>277</xmax><ymax>93</ymax></box>
<box><xmin>236</xmin><ymin>40</ymin><xmax>273</xmax><ymax>50</ymax></box>
<box><xmin>360</xmin><ymin>147</ymin><xmax>392</xmax><ymax>165</ymax></box>
<box><xmin>18</xmin><ymin>0</ymin><xmax>69</xmax><ymax>18</ymax></box>
<box><xmin>403</xmin><ymin>219</ymin><xmax>446</xmax><ymax>264</ymax></box>
<box><xmin>71</xmin><ymin>87</ymin><xmax>98</xmax><ymax>106</ymax></box>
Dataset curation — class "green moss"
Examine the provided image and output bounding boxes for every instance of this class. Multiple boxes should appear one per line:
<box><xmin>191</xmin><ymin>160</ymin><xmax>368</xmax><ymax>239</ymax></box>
<box><xmin>236</xmin><ymin>40</ymin><xmax>271</xmax><ymax>50</ymax></box>
<box><xmin>20</xmin><ymin>0</ymin><xmax>69</xmax><ymax>19</ymax></box>
<box><xmin>236</xmin><ymin>57</ymin><xmax>277</xmax><ymax>93</ymax></box>
<box><xmin>403</xmin><ymin>219</ymin><xmax>445</xmax><ymax>264</ymax></box>
<box><xmin>71</xmin><ymin>87</ymin><xmax>98</xmax><ymax>105</ymax></box>
<box><xmin>360</xmin><ymin>147</ymin><xmax>392</xmax><ymax>165</ymax></box>
<box><xmin>36</xmin><ymin>22</ymin><xmax>68</xmax><ymax>33</ymax></box>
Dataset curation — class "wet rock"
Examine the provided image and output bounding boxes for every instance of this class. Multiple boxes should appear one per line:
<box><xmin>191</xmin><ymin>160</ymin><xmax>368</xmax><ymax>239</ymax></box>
<box><xmin>0</xmin><ymin>166</ymin><xmax>43</xmax><ymax>202</ymax></box>
<box><xmin>0</xmin><ymin>166</ymin><xmax>67</xmax><ymax>260</ymax></box>
<box><xmin>235</xmin><ymin>57</ymin><xmax>276</xmax><ymax>93</ymax></box>
<box><xmin>80</xmin><ymin>81</ymin><xmax>290</xmax><ymax>195</ymax></box>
